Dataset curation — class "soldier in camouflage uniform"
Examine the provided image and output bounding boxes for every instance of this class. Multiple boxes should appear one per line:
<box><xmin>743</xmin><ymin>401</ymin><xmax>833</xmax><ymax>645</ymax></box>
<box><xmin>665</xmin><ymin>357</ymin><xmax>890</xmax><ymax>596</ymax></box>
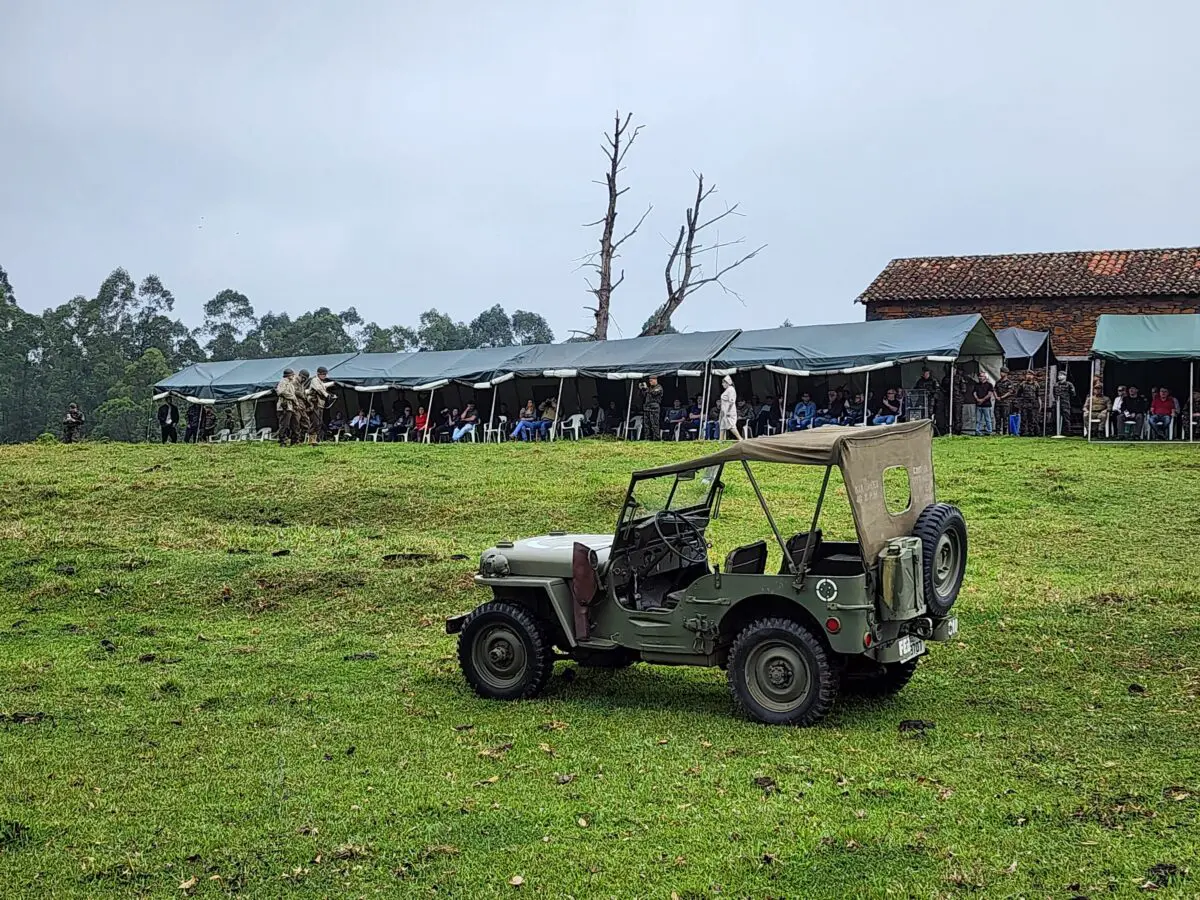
<box><xmin>1053</xmin><ymin>372</ymin><xmax>1077</xmax><ymax>436</ymax></box>
<box><xmin>293</xmin><ymin>370</ymin><xmax>312</xmax><ymax>444</ymax></box>
<box><xmin>993</xmin><ymin>368</ymin><xmax>1015</xmax><ymax>435</ymax></box>
<box><xmin>306</xmin><ymin>367</ymin><xmax>333</xmax><ymax>442</ymax></box>
<box><xmin>1015</xmin><ymin>371</ymin><xmax>1039</xmax><ymax>436</ymax></box>
<box><xmin>640</xmin><ymin>375</ymin><xmax>664</xmax><ymax>440</ymax></box>
<box><xmin>275</xmin><ymin>368</ymin><xmax>298</xmax><ymax>446</ymax></box>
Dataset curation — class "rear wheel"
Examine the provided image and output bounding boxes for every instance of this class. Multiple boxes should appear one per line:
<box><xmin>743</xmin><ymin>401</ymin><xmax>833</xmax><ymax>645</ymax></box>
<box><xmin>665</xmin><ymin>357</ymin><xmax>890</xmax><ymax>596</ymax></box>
<box><xmin>912</xmin><ymin>503</ymin><xmax>967</xmax><ymax>618</ymax></box>
<box><xmin>457</xmin><ymin>602</ymin><xmax>554</xmax><ymax>700</ymax></box>
<box><xmin>841</xmin><ymin>658</ymin><xmax>919</xmax><ymax>699</ymax></box>
<box><xmin>727</xmin><ymin>617</ymin><xmax>838</xmax><ymax>726</ymax></box>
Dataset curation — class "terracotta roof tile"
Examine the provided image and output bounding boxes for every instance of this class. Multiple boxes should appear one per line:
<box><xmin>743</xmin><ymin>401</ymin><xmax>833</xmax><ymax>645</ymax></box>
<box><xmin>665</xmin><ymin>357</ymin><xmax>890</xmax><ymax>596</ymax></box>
<box><xmin>857</xmin><ymin>247</ymin><xmax>1200</xmax><ymax>303</ymax></box>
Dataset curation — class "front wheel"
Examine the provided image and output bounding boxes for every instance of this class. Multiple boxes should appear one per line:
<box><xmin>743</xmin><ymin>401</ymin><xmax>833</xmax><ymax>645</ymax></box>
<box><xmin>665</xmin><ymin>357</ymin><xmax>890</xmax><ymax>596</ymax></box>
<box><xmin>727</xmin><ymin>617</ymin><xmax>838</xmax><ymax>726</ymax></box>
<box><xmin>457</xmin><ymin>602</ymin><xmax>554</xmax><ymax>700</ymax></box>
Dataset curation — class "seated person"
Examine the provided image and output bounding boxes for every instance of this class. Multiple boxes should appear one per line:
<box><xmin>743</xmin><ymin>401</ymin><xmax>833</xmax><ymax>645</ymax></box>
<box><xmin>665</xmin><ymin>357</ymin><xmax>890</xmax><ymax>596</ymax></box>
<box><xmin>665</xmin><ymin>399</ymin><xmax>686</xmax><ymax>439</ymax></box>
<box><xmin>327</xmin><ymin>410</ymin><xmax>347</xmax><ymax>439</ymax></box>
<box><xmin>511</xmin><ymin>400</ymin><xmax>538</xmax><ymax>440</ymax></box>
<box><xmin>413</xmin><ymin>406</ymin><xmax>429</xmax><ymax>441</ymax></box>
<box><xmin>704</xmin><ymin>403</ymin><xmax>720</xmax><ymax>439</ymax></box>
<box><xmin>684</xmin><ymin>395</ymin><xmax>703</xmax><ymax>439</ymax></box>
<box><xmin>387</xmin><ymin>406</ymin><xmax>414</xmax><ymax>442</ymax></box>
<box><xmin>1148</xmin><ymin>387</ymin><xmax>1174</xmax><ymax>438</ymax></box>
<box><xmin>812</xmin><ymin>390</ymin><xmax>845</xmax><ymax>427</ymax></box>
<box><xmin>754</xmin><ymin>396</ymin><xmax>776</xmax><ymax>435</ymax></box>
<box><xmin>843</xmin><ymin>392</ymin><xmax>865</xmax><ymax>425</ymax></box>
<box><xmin>1120</xmin><ymin>386</ymin><xmax>1148</xmax><ymax>437</ymax></box>
<box><xmin>604</xmin><ymin>401</ymin><xmax>622</xmax><ymax>435</ymax></box>
<box><xmin>1083</xmin><ymin>388</ymin><xmax>1111</xmax><ymax>436</ymax></box>
<box><xmin>433</xmin><ymin>408</ymin><xmax>457</xmax><ymax>442</ymax></box>
<box><xmin>788</xmin><ymin>393</ymin><xmax>817</xmax><ymax>431</ymax></box>
<box><xmin>367</xmin><ymin>410</ymin><xmax>382</xmax><ymax>437</ymax></box>
<box><xmin>349</xmin><ymin>408</ymin><xmax>369</xmax><ymax>440</ymax></box>
<box><xmin>1109</xmin><ymin>386</ymin><xmax>1126</xmax><ymax>434</ymax></box>
<box><xmin>583</xmin><ymin>396</ymin><xmax>604</xmax><ymax>436</ymax></box>
<box><xmin>538</xmin><ymin>398</ymin><xmax>557</xmax><ymax>437</ymax></box>
<box><xmin>872</xmin><ymin>389</ymin><xmax>901</xmax><ymax>425</ymax></box>
<box><xmin>895</xmin><ymin>388</ymin><xmax>909</xmax><ymax>422</ymax></box>
<box><xmin>736</xmin><ymin>399</ymin><xmax>752</xmax><ymax>435</ymax></box>
<box><xmin>452</xmin><ymin>403</ymin><xmax>479</xmax><ymax>442</ymax></box>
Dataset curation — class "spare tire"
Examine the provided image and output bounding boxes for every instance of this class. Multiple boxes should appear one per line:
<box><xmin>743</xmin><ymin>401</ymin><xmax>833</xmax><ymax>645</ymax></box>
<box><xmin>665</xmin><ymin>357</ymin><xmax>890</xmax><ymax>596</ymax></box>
<box><xmin>911</xmin><ymin>503</ymin><xmax>967</xmax><ymax>618</ymax></box>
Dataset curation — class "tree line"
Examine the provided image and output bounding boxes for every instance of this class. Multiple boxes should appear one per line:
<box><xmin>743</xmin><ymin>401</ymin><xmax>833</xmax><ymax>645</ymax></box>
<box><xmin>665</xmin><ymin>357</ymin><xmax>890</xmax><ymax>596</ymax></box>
<box><xmin>0</xmin><ymin>264</ymin><xmax>555</xmax><ymax>443</ymax></box>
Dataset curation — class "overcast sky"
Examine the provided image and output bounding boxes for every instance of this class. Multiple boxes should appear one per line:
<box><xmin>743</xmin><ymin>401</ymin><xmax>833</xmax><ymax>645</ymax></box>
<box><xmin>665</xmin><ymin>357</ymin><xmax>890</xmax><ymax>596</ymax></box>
<box><xmin>2</xmin><ymin>1</ymin><xmax>1198</xmax><ymax>339</ymax></box>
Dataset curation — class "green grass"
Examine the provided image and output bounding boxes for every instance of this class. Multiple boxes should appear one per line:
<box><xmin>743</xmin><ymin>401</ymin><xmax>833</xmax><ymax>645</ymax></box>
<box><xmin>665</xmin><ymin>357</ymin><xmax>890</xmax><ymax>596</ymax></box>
<box><xmin>0</xmin><ymin>437</ymin><xmax>1198</xmax><ymax>898</ymax></box>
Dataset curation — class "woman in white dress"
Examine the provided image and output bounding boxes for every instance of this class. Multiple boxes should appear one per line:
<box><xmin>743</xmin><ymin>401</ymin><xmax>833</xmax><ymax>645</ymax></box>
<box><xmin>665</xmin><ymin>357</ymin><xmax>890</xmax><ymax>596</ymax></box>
<box><xmin>718</xmin><ymin>375</ymin><xmax>743</xmax><ymax>441</ymax></box>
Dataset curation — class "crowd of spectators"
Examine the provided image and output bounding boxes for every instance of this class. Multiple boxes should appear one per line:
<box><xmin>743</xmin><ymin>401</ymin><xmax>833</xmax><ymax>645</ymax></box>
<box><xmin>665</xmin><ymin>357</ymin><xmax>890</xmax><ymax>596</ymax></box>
<box><xmin>1083</xmin><ymin>380</ymin><xmax>1198</xmax><ymax>440</ymax></box>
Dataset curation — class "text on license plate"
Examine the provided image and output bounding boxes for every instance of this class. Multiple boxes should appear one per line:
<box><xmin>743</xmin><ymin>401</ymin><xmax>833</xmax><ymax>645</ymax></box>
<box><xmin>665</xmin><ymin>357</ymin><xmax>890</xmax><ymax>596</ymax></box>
<box><xmin>897</xmin><ymin>635</ymin><xmax>924</xmax><ymax>661</ymax></box>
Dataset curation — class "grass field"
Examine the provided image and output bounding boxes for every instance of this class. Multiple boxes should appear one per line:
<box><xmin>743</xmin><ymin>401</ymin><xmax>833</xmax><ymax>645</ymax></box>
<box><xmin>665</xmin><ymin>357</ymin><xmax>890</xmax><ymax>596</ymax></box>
<box><xmin>0</xmin><ymin>436</ymin><xmax>1198</xmax><ymax>898</ymax></box>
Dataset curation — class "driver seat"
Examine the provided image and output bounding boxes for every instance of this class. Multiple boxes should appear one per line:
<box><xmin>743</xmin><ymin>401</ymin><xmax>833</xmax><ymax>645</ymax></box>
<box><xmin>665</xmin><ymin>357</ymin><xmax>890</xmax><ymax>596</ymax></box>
<box><xmin>724</xmin><ymin>540</ymin><xmax>767</xmax><ymax>575</ymax></box>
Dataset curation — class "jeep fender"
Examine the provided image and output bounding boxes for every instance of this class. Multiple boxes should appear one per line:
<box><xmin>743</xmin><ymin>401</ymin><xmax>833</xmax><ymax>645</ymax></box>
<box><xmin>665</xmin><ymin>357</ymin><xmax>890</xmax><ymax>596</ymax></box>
<box><xmin>474</xmin><ymin>575</ymin><xmax>577</xmax><ymax>648</ymax></box>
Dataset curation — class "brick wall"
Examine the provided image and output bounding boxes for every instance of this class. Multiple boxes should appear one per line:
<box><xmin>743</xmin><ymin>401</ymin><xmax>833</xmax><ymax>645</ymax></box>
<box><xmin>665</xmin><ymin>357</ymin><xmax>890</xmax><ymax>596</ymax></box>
<box><xmin>863</xmin><ymin>295</ymin><xmax>1200</xmax><ymax>357</ymax></box>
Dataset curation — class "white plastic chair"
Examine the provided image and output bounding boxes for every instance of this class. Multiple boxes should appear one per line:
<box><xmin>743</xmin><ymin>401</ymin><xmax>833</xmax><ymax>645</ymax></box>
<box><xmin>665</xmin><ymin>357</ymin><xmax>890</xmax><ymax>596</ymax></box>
<box><xmin>484</xmin><ymin>416</ymin><xmax>508</xmax><ymax>443</ymax></box>
<box><xmin>208</xmin><ymin>428</ymin><xmax>232</xmax><ymax>443</ymax></box>
<box><xmin>560</xmin><ymin>414</ymin><xmax>584</xmax><ymax>440</ymax></box>
<box><xmin>256</xmin><ymin>427</ymin><xmax>272</xmax><ymax>441</ymax></box>
<box><xmin>619</xmin><ymin>415</ymin><xmax>643</xmax><ymax>440</ymax></box>
<box><xmin>232</xmin><ymin>426</ymin><xmax>252</xmax><ymax>441</ymax></box>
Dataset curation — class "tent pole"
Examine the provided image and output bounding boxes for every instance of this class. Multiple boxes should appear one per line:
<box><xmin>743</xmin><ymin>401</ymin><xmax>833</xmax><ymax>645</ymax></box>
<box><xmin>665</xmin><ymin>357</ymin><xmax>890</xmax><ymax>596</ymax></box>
<box><xmin>552</xmin><ymin>376</ymin><xmax>564</xmax><ymax>442</ymax></box>
<box><xmin>488</xmin><ymin>385</ymin><xmax>498</xmax><ymax>442</ymax></box>
<box><xmin>863</xmin><ymin>371</ymin><xmax>871</xmax><ymax>425</ymax></box>
<box><xmin>1191</xmin><ymin>361</ymin><xmax>1195</xmax><ymax>443</ymax></box>
<box><xmin>948</xmin><ymin>362</ymin><xmax>955</xmax><ymax>434</ymax></box>
<box><xmin>1088</xmin><ymin>359</ymin><xmax>1095</xmax><ymax>443</ymax></box>
<box><xmin>781</xmin><ymin>374</ymin><xmax>789</xmax><ymax>433</ymax></box>
<box><xmin>426</xmin><ymin>388</ymin><xmax>435</xmax><ymax>443</ymax></box>
<box><xmin>699</xmin><ymin>363</ymin><xmax>710</xmax><ymax>440</ymax></box>
<box><xmin>365</xmin><ymin>392</ymin><xmax>374</xmax><ymax>444</ymax></box>
<box><xmin>623</xmin><ymin>380</ymin><xmax>634</xmax><ymax>440</ymax></box>
<box><xmin>1042</xmin><ymin>343</ymin><xmax>1050</xmax><ymax>437</ymax></box>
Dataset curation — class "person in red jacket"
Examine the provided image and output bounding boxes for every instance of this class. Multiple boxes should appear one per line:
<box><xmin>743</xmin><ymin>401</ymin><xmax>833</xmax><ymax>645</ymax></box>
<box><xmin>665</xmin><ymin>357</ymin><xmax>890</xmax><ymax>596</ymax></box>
<box><xmin>1148</xmin><ymin>387</ymin><xmax>1175</xmax><ymax>439</ymax></box>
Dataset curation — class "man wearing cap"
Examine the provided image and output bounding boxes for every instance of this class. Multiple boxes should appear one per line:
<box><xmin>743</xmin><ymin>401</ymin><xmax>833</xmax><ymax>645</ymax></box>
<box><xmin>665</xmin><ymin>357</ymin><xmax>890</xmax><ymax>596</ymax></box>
<box><xmin>275</xmin><ymin>368</ymin><xmax>298</xmax><ymax>446</ymax></box>
<box><xmin>293</xmin><ymin>370</ymin><xmax>312</xmax><ymax>443</ymax></box>
<box><xmin>993</xmin><ymin>367</ymin><xmax>1015</xmax><ymax>435</ymax></box>
<box><xmin>306</xmin><ymin>367</ymin><xmax>334</xmax><ymax>442</ymax></box>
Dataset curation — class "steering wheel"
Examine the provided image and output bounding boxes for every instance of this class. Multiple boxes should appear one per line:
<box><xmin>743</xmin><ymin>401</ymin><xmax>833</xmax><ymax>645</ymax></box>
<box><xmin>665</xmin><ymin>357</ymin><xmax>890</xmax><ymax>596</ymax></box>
<box><xmin>652</xmin><ymin>510</ymin><xmax>709</xmax><ymax>565</ymax></box>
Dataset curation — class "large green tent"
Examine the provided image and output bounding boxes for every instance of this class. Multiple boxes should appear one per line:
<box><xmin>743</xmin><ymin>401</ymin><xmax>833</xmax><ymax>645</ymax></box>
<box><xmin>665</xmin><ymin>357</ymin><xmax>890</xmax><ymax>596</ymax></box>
<box><xmin>1090</xmin><ymin>314</ymin><xmax>1200</xmax><ymax>361</ymax></box>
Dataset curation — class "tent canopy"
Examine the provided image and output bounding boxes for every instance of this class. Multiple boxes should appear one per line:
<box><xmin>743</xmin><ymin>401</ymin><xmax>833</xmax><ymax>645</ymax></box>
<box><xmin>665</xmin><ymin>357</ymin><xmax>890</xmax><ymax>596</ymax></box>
<box><xmin>995</xmin><ymin>327</ymin><xmax>1055</xmax><ymax>364</ymax></box>
<box><xmin>155</xmin><ymin>353</ymin><xmax>358</xmax><ymax>402</ymax></box>
<box><xmin>1090</xmin><ymin>314</ymin><xmax>1200</xmax><ymax>362</ymax></box>
<box><xmin>493</xmin><ymin>330</ymin><xmax>740</xmax><ymax>381</ymax></box>
<box><xmin>712</xmin><ymin>314</ymin><xmax>1002</xmax><ymax>375</ymax></box>
<box><xmin>154</xmin><ymin>360</ymin><xmax>245</xmax><ymax>402</ymax></box>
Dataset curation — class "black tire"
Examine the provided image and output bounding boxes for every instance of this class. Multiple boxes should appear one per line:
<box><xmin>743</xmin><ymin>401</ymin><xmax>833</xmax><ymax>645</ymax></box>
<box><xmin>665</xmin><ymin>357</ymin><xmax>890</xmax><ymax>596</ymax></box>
<box><xmin>457</xmin><ymin>602</ymin><xmax>554</xmax><ymax>701</ymax></box>
<box><xmin>841</xmin><ymin>658</ymin><xmax>919</xmax><ymax>699</ymax></box>
<box><xmin>727</xmin><ymin>617</ymin><xmax>838</xmax><ymax>726</ymax></box>
<box><xmin>912</xmin><ymin>503</ymin><xmax>967</xmax><ymax>618</ymax></box>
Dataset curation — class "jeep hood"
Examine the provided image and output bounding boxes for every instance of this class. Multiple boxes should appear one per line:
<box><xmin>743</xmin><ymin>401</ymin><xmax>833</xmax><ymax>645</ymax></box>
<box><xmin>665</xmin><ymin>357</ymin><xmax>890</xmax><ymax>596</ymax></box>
<box><xmin>484</xmin><ymin>533</ymin><xmax>613</xmax><ymax>579</ymax></box>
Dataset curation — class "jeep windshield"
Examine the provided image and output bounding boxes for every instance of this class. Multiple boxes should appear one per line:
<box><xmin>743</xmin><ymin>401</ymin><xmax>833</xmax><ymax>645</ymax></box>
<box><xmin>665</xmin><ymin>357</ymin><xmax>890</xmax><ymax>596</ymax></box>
<box><xmin>619</xmin><ymin>464</ymin><xmax>722</xmax><ymax>529</ymax></box>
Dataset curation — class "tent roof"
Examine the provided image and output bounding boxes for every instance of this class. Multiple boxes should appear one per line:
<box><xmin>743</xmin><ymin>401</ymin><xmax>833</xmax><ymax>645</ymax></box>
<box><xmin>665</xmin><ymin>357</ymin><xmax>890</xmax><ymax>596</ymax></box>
<box><xmin>712</xmin><ymin>314</ymin><xmax>1002</xmax><ymax>375</ymax></box>
<box><xmin>156</xmin><ymin>353</ymin><xmax>358</xmax><ymax>402</ymax></box>
<box><xmin>154</xmin><ymin>360</ymin><xmax>245</xmax><ymax>401</ymax></box>
<box><xmin>1090</xmin><ymin>314</ymin><xmax>1200</xmax><ymax>361</ymax></box>
<box><xmin>995</xmin><ymin>327</ymin><xmax>1055</xmax><ymax>363</ymax></box>
<box><xmin>495</xmin><ymin>329</ymin><xmax>740</xmax><ymax>380</ymax></box>
<box><xmin>634</xmin><ymin>420</ymin><xmax>933</xmax><ymax>475</ymax></box>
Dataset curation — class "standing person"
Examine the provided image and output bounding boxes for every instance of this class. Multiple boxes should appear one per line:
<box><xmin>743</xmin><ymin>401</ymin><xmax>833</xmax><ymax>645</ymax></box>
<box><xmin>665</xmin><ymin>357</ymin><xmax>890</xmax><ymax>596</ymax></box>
<box><xmin>293</xmin><ymin>370</ymin><xmax>312</xmax><ymax>444</ymax></box>
<box><xmin>200</xmin><ymin>406</ymin><xmax>216</xmax><ymax>441</ymax></box>
<box><xmin>157</xmin><ymin>398</ymin><xmax>180</xmax><ymax>443</ymax></box>
<box><xmin>306</xmin><ymin>367</ymin><xmax>334</xmax><ymax>442</ymax></box>
<box><xmin>909</xmin><ymin>367</ymin><xmax>939</xmax><ymax>421</ymax></box>
<box><xmin>718</xmin><ymin>375</ymin><xmax>743</xmax><ymax>441</ymax></box>
<box><xmin>184</xmin><ymin>403</ymin><xmax>201</xmax><ymax>443</ymax></box>
<box><xmin>640</xmin><ymin>376</ymin><xmax>663</xmax><ymax>440</ymax></box>
<box><xmin>993</xmin><ymin>368</ymin><xmax>1015</xmax><ymax>435</ymax></box>
<box><xmin>956</xmin><ymin>370</ymin><xmax>976</xmax><ymax>436</ymax></box>
<box><xmin>1053</xmin><ymin>372</ymin><xmax>1077</xmax><ymax>436</ymax></box>
<box><xmin>62</xmin><ymin>403</ymin><xmax>85</xmax><ymax>443</ymax></box>
<box><xmin>1014</xmin><ymin>372</ymin><xmax>1038</xmax><ymax>436</ymax></box>
<box><xmin>274</xmin><ymin>368</ymin><xmax>298</xmax><ymax>446</ymax></box>
<box><xmin>972</xmin><ymin>373</ymin><xmax>996</xmax><ymax>436</ymax></box>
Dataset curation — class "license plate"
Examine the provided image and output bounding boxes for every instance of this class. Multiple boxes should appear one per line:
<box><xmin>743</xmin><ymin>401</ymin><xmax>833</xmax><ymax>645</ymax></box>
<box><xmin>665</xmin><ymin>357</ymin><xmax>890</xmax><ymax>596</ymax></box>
<box><xmin>897</xmin><ymin>634</ymin><xmax>924</xmax><ymax>662</ymax></box>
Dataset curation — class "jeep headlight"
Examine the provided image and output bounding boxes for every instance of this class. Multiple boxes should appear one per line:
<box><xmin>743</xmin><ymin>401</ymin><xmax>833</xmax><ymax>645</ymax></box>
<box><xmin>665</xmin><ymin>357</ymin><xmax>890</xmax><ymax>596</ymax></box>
<box><xmin>480</xmin><ymin>551</ymin><xmax>509</xmax><ymax>577</ymax></box>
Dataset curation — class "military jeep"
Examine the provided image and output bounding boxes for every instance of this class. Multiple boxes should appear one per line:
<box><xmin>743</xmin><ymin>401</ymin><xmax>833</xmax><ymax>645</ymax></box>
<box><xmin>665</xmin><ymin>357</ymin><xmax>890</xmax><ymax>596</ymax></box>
<box><xmin>446</xmin><ymin>421</ymin><xmax>965</xmax><ymax>726</ymax></box>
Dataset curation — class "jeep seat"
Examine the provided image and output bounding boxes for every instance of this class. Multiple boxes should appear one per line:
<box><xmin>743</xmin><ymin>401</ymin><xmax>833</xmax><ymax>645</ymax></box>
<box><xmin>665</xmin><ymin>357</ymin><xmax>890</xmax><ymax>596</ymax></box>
<box><xmin>725</xmin><ymin>540</ymin><xmax>768</xmax><ymax>575</ymax></box>
<box><xmin>780</xmin><ymin>530</ymin><xmax>822</xmax><ymax>574</ymax></box>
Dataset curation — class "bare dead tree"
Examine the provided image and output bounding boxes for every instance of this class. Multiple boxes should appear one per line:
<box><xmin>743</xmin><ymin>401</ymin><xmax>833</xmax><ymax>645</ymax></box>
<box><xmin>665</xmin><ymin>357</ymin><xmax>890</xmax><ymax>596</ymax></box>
<box><xmin>639</xmin><ymin>173</ymin><xmax>765</xmax><ymax>337</ymax></box>
<box><xmin>576</xmin><ymin>111</ymin><xmax>651</xmax><ymax>341</ymax></box>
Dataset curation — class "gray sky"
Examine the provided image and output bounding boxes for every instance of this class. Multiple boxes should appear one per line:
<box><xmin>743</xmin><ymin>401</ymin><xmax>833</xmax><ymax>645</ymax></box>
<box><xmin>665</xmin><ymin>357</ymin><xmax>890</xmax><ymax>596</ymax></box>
<box><xmin>3</xmin><ymin>1</ymin><xmax>1198</xmax><ymax>340</ymax></box>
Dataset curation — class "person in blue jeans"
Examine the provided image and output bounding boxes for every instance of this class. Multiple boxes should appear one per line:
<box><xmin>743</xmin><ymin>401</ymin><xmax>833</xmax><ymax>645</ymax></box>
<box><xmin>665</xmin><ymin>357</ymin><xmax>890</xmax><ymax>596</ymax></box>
<box><xmin>812</xmin><ymin>390</ymin><xmax>845</xmax><ymax>427</ymax></box>
<box><xmin>788</xmin><ymin>392</ymin><xmax>817</xmax><ymax>430</ymax></box>
<box><xmin>510</xmin><ymin>400</ymin><xmax>538</xmax><ymax>440</ymax></box>
<box><xmin>972</xmin><ymin>373</ymin><xmax>996</xmax><ymax>436</ymax></box>
<box><xmin>452</xmin><ymin>403</ymin><xmax>479</xmax><ymax>442</ymax></box>
<box><xmin>872</xmin><ymin>388</ymin><xmax>901</xmax><ymax>425</ymax></box>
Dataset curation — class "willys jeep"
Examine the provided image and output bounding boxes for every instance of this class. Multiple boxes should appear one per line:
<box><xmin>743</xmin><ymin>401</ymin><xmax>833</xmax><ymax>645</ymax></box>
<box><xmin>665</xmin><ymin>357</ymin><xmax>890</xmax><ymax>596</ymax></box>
<box><xmin>446</xmin><ymin>421</ymin><xmax>965</xmax><ymax>726</ymax></box>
